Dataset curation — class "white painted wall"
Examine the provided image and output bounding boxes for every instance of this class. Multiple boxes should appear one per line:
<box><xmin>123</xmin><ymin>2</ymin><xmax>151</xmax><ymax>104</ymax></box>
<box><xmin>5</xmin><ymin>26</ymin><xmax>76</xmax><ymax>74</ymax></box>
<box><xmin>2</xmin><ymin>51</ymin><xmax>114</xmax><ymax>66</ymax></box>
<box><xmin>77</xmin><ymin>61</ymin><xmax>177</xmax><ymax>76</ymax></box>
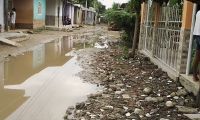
<box><xmin>0</xmin><ymin>0</ymin><xmax>4</xmax><ymax>32</ymax></box>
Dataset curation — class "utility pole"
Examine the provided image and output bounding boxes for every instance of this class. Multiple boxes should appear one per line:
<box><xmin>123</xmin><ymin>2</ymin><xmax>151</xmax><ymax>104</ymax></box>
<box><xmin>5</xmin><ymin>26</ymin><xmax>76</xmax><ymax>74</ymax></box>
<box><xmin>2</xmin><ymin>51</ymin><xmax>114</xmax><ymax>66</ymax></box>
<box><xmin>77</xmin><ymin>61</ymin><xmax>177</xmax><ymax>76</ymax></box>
<box><xmin>4</xmin><ymin>0</ymin><xmax>8</xmax><ymax>31</ymax></box>
<box><xmin>58</xmin><ymin>0</ymin><xmax>60</xmax><ymax>27</ymax></box>
<box><xmin>85</xmin><ymin>0</ymin><xmax>87</xmax><ymax>24</ymax></box>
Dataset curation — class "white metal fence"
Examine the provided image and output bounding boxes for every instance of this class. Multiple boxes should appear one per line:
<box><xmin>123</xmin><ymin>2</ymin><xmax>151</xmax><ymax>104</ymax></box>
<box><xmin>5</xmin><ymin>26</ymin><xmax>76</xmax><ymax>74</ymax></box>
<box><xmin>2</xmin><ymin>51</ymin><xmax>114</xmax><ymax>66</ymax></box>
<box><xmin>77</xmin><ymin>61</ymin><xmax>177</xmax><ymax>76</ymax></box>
<box><xmin>140</xmin><ymin>4</ymin><xmax>182</xmax><ymax>71</ymax></box>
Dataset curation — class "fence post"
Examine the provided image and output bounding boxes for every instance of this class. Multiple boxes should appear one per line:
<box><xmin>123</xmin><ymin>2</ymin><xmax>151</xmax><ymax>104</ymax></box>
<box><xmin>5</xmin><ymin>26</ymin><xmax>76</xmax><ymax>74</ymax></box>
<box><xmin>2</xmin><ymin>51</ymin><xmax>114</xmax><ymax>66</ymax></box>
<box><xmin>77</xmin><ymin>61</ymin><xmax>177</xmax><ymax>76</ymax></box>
<box><xmin>139</xmin><ymin>2</ymin><xmax>147</xmax><ymax>50</ymax></box>
<box><xmin>177</xmin><ymin>0</ymin><xmax>193</xmax><ymax>74</ymax></box>
<box><xmin>152</xmin><ymin>2</ymin><xmax>160</xmax><ymax>56</ymax></box>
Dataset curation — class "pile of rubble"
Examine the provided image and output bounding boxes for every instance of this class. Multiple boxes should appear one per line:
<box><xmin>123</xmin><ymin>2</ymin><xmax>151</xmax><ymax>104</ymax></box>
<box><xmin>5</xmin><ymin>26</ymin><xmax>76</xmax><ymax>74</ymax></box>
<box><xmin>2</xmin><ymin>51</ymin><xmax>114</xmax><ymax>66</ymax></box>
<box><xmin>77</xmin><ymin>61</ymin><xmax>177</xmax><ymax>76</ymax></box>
<box><xmin>64</xmin><ymin>41</ymin><xmax>198</xmax><ymax>120</ymax></box>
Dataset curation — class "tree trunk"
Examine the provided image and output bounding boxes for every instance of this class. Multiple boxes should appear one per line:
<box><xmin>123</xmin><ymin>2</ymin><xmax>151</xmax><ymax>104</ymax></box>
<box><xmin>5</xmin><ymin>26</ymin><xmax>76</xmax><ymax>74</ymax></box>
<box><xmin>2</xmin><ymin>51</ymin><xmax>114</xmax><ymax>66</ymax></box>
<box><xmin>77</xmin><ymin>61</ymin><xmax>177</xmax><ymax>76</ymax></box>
<box><xmin>131</xmin><ymin>13</ymin><xmax>140</xmax><ymax>57</ymax></box>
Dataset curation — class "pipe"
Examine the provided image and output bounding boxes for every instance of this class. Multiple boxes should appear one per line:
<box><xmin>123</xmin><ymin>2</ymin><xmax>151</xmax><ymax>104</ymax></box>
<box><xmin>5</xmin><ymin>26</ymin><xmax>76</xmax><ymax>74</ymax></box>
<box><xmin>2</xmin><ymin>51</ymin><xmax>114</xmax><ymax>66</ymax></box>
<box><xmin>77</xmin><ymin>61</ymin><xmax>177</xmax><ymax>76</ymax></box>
<box><xmin>186</xmin><ymin>3</ymin><xmax>197</xmax><ymax>75</ymax></box>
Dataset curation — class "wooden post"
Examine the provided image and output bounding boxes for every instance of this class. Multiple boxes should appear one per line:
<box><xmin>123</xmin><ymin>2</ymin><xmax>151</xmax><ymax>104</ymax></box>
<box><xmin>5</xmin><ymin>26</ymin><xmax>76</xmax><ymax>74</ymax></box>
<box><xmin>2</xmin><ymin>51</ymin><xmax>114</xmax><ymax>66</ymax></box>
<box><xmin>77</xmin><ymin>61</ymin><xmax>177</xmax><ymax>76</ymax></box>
<box><xmin>138</xmin><ymin>2</ymin><xmax>147</xmax><ymax>50</ymax></box>
<box><xmin>4</xmin><ymin>0</ymin><xmax>8</xmax><ymax>31</ymax></box>
<box><xmin>177</xmin><ymin>0</ymin><xmax>194</xmax><ymax>74</ymax></box>
<box><xmin>152</xmin><ymin>2</ymin><xmax>160</xmax><ymax>55</ymax></box>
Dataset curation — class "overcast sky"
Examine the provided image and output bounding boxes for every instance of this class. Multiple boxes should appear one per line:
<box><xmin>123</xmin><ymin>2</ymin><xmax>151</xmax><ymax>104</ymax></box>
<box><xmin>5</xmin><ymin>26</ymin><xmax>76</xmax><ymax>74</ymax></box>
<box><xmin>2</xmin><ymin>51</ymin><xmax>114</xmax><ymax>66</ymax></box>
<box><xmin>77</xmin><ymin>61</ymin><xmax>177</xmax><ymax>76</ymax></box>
<box><xmin>98</xmin><ymin>0</ymin><xmax>129</xmax><ymax>9</ymax></box>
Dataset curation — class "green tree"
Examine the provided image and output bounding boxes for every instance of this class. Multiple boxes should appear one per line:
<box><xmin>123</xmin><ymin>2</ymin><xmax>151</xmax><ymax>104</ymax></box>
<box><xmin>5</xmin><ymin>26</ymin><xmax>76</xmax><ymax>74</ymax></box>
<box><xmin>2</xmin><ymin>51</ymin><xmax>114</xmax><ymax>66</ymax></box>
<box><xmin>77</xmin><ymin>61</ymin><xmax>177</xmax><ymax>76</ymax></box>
<box><xmin>112</xmin><ymin>3</ymin><xmax>120</xmax><ymax>10</ymax></box>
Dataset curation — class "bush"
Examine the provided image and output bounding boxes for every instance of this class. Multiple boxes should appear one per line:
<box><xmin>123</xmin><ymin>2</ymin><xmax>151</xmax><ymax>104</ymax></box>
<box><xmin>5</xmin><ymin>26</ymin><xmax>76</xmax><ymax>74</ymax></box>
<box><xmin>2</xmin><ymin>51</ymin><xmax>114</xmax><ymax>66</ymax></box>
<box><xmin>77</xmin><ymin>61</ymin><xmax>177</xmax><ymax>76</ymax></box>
<box><xmin>104</xmin><ymin>9</ymin><xmax>135</xmax><ymax>47</ymax></box>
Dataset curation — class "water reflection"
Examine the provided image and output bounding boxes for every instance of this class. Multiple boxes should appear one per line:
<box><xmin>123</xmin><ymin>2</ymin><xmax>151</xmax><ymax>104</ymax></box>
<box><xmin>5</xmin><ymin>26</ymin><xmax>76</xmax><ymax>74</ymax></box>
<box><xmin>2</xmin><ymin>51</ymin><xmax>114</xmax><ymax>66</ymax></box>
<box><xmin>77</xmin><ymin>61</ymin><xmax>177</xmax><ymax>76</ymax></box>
<box><xmin>0</xmin><ymin>33</ymin><xmax>100</xmax><ymax>120</ymax></box>
<box><xmin>0</xmin><ymin>36</ymin><xmax>74</xmax><ymax>120</ymax></box>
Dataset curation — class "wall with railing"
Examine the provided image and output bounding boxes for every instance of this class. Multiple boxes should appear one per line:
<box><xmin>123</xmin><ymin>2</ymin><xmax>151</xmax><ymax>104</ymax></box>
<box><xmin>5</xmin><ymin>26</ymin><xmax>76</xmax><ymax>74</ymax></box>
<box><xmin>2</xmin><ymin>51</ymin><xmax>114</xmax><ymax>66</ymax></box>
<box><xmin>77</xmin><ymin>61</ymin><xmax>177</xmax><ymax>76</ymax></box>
<box><xmin>139</xmin><ymin>1</ymin><xmax>183</xmax><ymax>74</ymax></box>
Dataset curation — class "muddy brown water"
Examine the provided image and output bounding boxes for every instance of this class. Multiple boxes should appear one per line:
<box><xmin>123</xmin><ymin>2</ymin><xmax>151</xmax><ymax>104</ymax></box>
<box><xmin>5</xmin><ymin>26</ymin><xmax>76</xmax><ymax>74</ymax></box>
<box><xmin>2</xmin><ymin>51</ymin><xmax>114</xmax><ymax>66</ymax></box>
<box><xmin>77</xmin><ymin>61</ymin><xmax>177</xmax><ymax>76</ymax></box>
<box><xmin>0</xmin><ymin>35</ymin><xmax>100</xmax><ymax>120</ymax></box>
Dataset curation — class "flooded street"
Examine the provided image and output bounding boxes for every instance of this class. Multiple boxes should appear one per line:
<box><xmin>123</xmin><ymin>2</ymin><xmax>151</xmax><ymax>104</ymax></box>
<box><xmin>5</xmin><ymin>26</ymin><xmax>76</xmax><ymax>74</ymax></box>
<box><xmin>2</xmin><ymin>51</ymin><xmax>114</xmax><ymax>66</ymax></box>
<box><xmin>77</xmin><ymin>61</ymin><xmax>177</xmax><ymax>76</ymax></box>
<box><xmin>0</xmin><ymin>33</ymin><xmax>100</xmax><ymax>120</ymax></box>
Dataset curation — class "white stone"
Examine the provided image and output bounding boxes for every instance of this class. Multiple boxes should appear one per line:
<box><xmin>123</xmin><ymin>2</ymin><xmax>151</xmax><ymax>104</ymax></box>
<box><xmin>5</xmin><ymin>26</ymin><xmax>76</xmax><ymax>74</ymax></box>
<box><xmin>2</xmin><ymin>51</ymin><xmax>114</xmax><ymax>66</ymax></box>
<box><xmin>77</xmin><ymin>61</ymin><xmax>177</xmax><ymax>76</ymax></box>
<box><xmin>115</xmin><ymin>91</ymin><xmax>123</xmax><ymax>95</ymax></box>
<box><xmin>100</xmin><ymin>109</ymin><xmax>104</xmax><ymax>112</ymax></box>
<box><xmin>90</xmin><ymin>114</ymin><xmax>96</xmax><ymax>119</ymax></box>
<box><xmin>104</xmin><ymin>105</ymin><xmax>114</xmax><ymax>110</ymax></box>
<box><xmin>160</xmin><ymin>118</ymin><xmax>169</xmax><ymax>120</ymax></box>
<box><xmin>123</xmin><ymin>106</ymin><xmax>128</xmax><ymax>110</ymax></box>
<box><xmin>126</xmin><ymin>112</ymin><xmax>131</xmax><ymax>117</ymax></box>
<box><xmin>184</xmin><ymin>114</ymin><xmax>200</xmax><ymax>119</ymax></box>
<box><xmin>149</xmin><ymin>77</ymin><xmax>153</xmax><ymax>80</ymax></box>
<box><xmin>165</xmin><ymin>101</ymin><xmax>174</xmax><ymax>108</ymax></box>
<box><xmin>178</xmin><ymin>87</ymin><xmax>183</xmax><ymax>89</ymax></box>
<box><xmin>134</xmin><ymin>108</ymin><xmax>144</xmax><ymax>115</ymax></box>
<box><xmin>81</xmin><ymin>117</ymin><xmax>86</xmax><ymax>120</ymax></box>
<box><xmin>173</xmin><ymin>96</ymin><xmax>179</xmax><ymax>100</ymax></box>
<box><xmin>176</xmin><ymin>106</ymin><xmax>198</xmax><ymax>113</ymax></box>
<box><xmin>167</xmin><ymin>95</ymin><xmax>171</xmax><ymax>98</ymax></box>
<box><xmin>143</xmin><ymin>87</ymin><xmax>152</xmax><ymax>95</ymax></box>
<box><xmin>146</xmin><ymin>113</ymin><xmax>151</xmax><ymax>117</ymax></box>
<box><xmin>145</xmin><ymin>97</ymin><xmax>158</xmax><ymax>103</ymax></box>
<box><xmin>122</xmin><ymin>94</ymin><xmax>131</xmax><ymax>99</ymax></box>
<box><xmin>141</xmin><ymin>94</ymin><xmax>147</xmax><ymax>97</ymax></box>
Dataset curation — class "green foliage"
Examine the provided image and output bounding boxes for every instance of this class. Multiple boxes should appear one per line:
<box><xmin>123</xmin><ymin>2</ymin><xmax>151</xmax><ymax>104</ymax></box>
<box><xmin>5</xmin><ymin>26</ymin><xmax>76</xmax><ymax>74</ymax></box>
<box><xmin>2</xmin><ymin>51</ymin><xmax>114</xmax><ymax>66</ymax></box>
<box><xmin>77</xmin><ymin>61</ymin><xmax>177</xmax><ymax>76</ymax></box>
<box><xmin>112</xmin><ymin>3</ymin><xmax>120</xmax><ymax>10</ymax></box>
<box><xmin>104</xmin><ymin>9</ymin><xmax>135</xmax><ymax>47</ymax></box>
<box><xmin>168</xmin><ymin>0</ymin><xmax>183</xmax><ymax>6</ymax></box>
<box><xmin>105</xmin><ymin>9</ymin><xmax>135</xmax><ymax>31</ymax></box>
<box><xmin>94</xmin><ymin>1</ymin><xmax>106</xmax><ymax>14</ymax></box>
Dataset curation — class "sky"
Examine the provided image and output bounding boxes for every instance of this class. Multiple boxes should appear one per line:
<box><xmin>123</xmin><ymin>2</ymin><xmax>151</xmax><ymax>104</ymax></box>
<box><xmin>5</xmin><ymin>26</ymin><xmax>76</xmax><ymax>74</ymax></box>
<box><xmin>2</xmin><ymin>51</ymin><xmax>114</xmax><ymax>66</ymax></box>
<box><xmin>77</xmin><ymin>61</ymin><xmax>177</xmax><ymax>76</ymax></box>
<box><xmin>98</xmin><ymin>0</ymin><xmax>129</xmax><ymax>9</ymax></box>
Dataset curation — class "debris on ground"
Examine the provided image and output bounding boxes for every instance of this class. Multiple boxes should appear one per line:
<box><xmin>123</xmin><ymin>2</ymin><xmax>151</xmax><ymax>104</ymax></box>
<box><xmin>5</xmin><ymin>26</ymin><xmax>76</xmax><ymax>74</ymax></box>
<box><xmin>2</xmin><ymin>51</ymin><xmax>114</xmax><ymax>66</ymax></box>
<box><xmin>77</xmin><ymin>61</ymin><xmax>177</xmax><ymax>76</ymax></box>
<box><xmin>64</xmin><ymin>32</ymin><xmax>197</xmax><ymax>120</ymax></box>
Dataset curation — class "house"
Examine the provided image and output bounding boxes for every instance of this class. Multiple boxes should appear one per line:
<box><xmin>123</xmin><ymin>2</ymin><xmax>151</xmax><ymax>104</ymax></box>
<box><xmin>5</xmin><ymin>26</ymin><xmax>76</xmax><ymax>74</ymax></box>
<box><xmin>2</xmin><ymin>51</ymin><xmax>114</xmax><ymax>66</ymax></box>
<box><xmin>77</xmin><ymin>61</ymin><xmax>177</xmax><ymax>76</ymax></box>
<box><xmin>46</xmin><ymin>0</ymin><xmax>75</xmax><ymax>28</ymax></box>
<box><xmin>85</xmin><ymin>7</ymin><xmax>96</xmax><ymax>25</ymax></box>
<box><xmin>139</xmin><ymin>0</ymin><xmax>200</xmax><ymax>96</ymax></box>
<box><xmin>73</xmin><ymin>4</ymin><xmax>83</xmax><ymax>25</ymax></box>
<box><xmin>3</xmin><ymin>0</ymin><xmax>46</xmax><ymax>30</ymax></box>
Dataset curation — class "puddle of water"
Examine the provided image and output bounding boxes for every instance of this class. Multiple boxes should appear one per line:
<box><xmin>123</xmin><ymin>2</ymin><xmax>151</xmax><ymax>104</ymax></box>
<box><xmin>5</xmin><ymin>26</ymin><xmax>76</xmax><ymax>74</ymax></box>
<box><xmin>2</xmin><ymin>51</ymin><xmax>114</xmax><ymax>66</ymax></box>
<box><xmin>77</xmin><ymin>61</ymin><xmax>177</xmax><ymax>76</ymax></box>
<box><xmin>0</xmin><ymin>34</ymin><xmax>100</xmax><ymax>120</ymax></box>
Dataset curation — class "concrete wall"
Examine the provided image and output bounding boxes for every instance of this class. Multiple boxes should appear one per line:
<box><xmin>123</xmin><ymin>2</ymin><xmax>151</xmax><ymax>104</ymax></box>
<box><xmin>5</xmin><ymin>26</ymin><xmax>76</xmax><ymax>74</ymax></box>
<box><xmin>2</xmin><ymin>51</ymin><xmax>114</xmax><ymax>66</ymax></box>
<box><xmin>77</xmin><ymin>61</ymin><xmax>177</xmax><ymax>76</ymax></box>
<box><xmin>46</xmin><ymin>0</ymin><xmax>57</xmax><ymax>26</ymax></box>
<box><xmin>33</xmin><ymin>0</ymin><xmax>46</xmax><ymax>28</ymax></box>
<box><xmin>74</xmin><ymin>7</ymin><xmax>82</xmax><ymax>25</ymax></box>
<box><xmin>86</xmin><ymin>11</ymin><xmax>95</xmax><ymax>25</ymax></box>
<box><xmin>0</xmin><ymin>0</ymin><xmax>4</xmax><ymax>32</ymax></box>
<box><xmin>13</xmin><ymin>0</ymin><xmax>33</xmax><ymax>28</ymax></box>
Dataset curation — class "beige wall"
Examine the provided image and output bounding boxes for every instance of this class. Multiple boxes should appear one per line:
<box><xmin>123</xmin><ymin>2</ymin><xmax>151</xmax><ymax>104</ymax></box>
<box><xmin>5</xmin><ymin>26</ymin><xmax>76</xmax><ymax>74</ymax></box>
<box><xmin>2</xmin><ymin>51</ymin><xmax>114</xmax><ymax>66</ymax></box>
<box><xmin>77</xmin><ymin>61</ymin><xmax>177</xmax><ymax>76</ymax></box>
<box><xmin>13</xmin><ymin>0</ymin><xmax>33</xmax><ymax>24</ymax></box>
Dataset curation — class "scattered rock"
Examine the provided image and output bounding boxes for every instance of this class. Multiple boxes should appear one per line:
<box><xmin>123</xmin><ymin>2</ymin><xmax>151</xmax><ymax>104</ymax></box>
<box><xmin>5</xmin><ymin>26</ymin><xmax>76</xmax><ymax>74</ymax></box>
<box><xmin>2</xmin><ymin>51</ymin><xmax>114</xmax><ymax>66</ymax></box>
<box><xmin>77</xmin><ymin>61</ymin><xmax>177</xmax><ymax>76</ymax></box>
<box><xmin>165</xmin><ymin>101</ymin><xmax>175</xmax><ymax>108</ymax></box>
<box><xmin>143</xmin><ymin>87</ymin><xmax>152</xmax><ymax>95</ymax></box>
<box><xmin>103</xmin><ymin>105</ymin><xmax>114</xmax><ymax>110</ymax></box>
<box><xmin>176</xmin><ymin>89</ymin><xmax>188</xmax><ymax>96</ymax></box>
<box><xmin>75</xmin><ymin>102</ymin><xmax>85</xmax><ymax>110</ymax></box>
<box><xmin>176</xmin><ymin>106</ymin><xmax>198</xmax><ymax>113</ymax></box>
<box><xmin>173</xmin><ymin>96</ymin><xmax>179</xmax><ymax>100</ymax></box>
<box><xmin>160</xmin><ymin>118</ymin><xmax>169</xmax><ymax>120</ymax></box>
<box><xmin>145</xmin><ymin>97</ymin><xmax>158</xmax><ymax>103</ymax></box>
<box><xmin>115</xmin><ymin>90</ymin><xmax>123</xmax><ymax>95</ymax></box>
<box><xmin>156</xmin><ymin>97</ymin><xmax>164</xmax><ymax>102</ymax></box>
<box><xmin>170</xmin><ymin>92</ymin><xmax>176</xmax><ymax>97</ymax></box>
<box><xmin>122</xmin><ymin>94</ymin><xmax>131</xmax><ymax>99</ymax></box>
<box><xmin>134</xmin><ymin>108</ymin><xmax>144</xmax><ymax>115</ymax></box>
<box><xmin>125</xmin><ymin>112</ymin><xmax>131</xmax><ymax>117</ymax></box>
<box><xmin>146</xmin><ymin>113</ymin><xmax>151</xmax><ymax>117</ymax></box>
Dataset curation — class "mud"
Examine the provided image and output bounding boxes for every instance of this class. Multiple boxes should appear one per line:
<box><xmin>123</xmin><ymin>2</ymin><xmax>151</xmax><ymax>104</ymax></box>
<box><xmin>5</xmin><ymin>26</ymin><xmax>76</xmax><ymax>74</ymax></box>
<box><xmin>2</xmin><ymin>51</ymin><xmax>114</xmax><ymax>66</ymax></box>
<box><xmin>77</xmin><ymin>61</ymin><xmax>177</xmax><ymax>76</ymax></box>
<box><xmin>0</xmin><ymin>25</ymin><xmax>107</xmax><ymax>120</ymax></box>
